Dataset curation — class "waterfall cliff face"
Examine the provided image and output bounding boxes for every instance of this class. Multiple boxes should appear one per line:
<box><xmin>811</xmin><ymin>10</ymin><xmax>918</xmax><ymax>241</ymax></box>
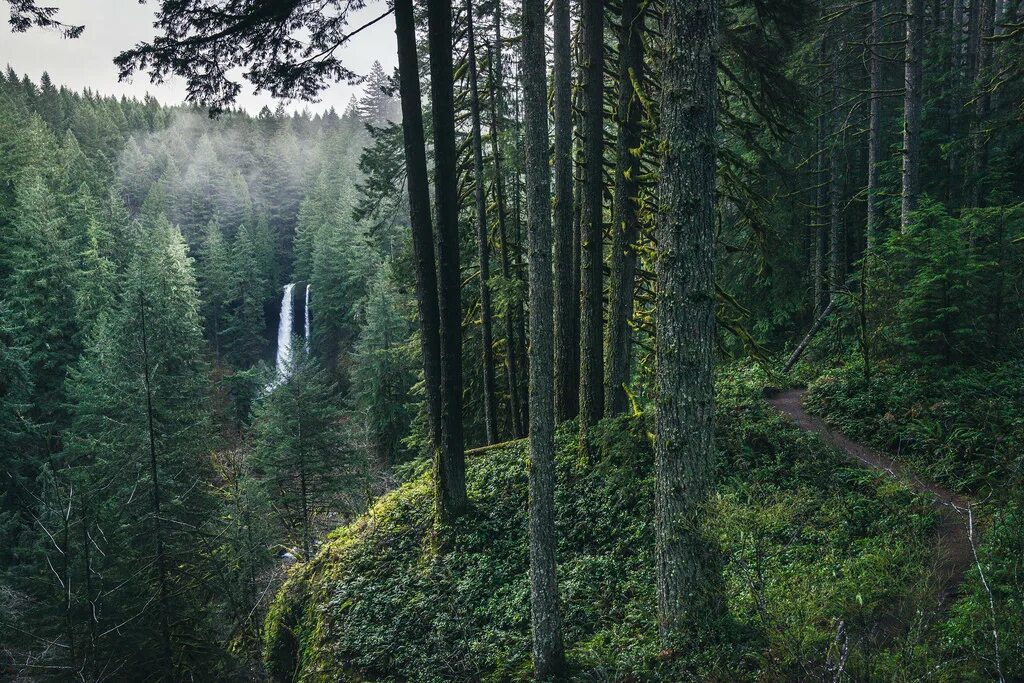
<box><xmin>304</xmin><ymin>284</ymin><xmax>311</xmax><ymax>354</ymax></box>
<box><xmin>276</xmin><ymin>283</ymin><xmax>296</xmax><ymax>376</ymax></box>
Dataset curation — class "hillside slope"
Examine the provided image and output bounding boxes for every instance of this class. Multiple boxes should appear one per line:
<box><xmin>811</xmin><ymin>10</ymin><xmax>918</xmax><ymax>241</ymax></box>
<box><xmin>264</xmin><ymin>368</ymin><xmax>950</xmax><ymax>681</ymax></box>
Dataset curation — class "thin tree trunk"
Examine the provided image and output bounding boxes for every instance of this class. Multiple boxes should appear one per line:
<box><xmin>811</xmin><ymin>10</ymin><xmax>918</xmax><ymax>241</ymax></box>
<box><xmin>968</xmin><ymin>0</ymin><xmax>983</xmax><ymax>81</ymax></box>
<box><xmin>605</xmin><ymin>0</ymin><xmax>645</xmax><ymax>417</ymax></box>
<box><xmin>512</xmin><ymin>67</ymin><xmax>530</xmax><ymax>432</ymax></box>
<box><xmin>901</xmin><ymin>0</ymin><xmax>924</xmax><ymax>231</ymax></box>
<box><xmin>466</xmin><ymin>0</ymin><xmax>498</xmax><ymax>445</ymax></box>
<box><xmin>139</xmin><ymin>292</ymin><xmax>174</xmax><ymax>679</ymax></box>
<box><xmin>783</xmin><ymin>298</ymin><xmax>836</xmax><ymax>373</ymax></box>
<box><xmin>655</xmin><ymin>0</ymin><xmax>724</xmax><ymax>645</ymax></box>
<box><xmin>394</xmin><ymin>0</ymin><xmax>444</xmax><ymax>462</ymax></box>
<box><xmin>829</xmin><ymin>44</ymin><xmax>846</xmax><ymax>292</ymax></box>
<box><xmin>486</xmin><ymin>22</ymin><xmax>526</xmax><ymax>438</ymax></box>
<box><xmin>866</xmin><ymin>0</ymin><xmax>883</xmax><ymax>254</ymax></box>
<box><xmin>426</xmin><ymin>0</ymin><xmax>468</xmax><ymax>523</ymax></box>
<box><xmin>298</xmin><ymin>457</ymin><xmax>310</xmax><ymax>559</ymax></box>
<box><xmin>521</xmin><ymin>0</ymin><xmax>566</xmax><ymax>676</ymax></box>
<box><xmin>552</xmin><ymin>0</ymin><xmax>578</xmax><ymax>424</ymax></box>
<box><xmin>578</xmin><ymin>0</ymin><xmax>605</xmax><ymax>453</ymax></box>
<box><xmin>814</xmin><ymin>32</ymin><xmax>829</xmax><ymax>315</ymax></box>
<box><xmin>949</xmin><ymin>0</ymin><xmax>967</xmax><ymax>202</ymax></box>
<box><xmin>971</xmin><ymin>0</ymin><xmax>996</xmax><ymax>207</ymax></box>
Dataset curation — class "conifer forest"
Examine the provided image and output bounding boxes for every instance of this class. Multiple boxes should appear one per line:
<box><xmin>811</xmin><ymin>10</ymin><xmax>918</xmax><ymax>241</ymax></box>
<box><xmin>2</xmin><ymin>0</ymin><xmax>1023</xmax><ymax>680</ymax></box>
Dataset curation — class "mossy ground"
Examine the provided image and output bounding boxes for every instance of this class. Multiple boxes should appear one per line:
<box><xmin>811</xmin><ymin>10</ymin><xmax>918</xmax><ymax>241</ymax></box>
<box><xmin>264</xmin><ymin>365</ymin><xmax>965</xmax><ymax>681</ymax></box>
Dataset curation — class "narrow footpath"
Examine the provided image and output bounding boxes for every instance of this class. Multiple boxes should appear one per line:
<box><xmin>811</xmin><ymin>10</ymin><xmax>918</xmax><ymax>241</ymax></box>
<box><xmin>769</xmin><ymin>388</ymin><xmax>977</xmax><ymax>608</ymax></box>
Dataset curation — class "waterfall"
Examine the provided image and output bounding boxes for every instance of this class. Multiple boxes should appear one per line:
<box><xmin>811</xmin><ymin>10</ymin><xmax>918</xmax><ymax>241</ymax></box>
<box><xmin>304</xmin><ymin>284</ymin><xmax>311</xmax><ymax>354</ymax></box>
<box><xmin>275</xmin><ymin>283</ymin><xmax>295</xmax><ymax>376</ymax></box>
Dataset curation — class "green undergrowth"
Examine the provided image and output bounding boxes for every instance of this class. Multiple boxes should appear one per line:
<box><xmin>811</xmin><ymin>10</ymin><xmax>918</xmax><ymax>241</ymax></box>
<box><xmin>805</xmin><ymin>359</ymin><xmax>1024</xmax><ymax>495</ymax></box>
<box><xmin>805</xmin><ymin>358</ymin><xmax>1024</xmax><ymax>679</ymax></box>
<box><xmin>264</xmin><ymin>365</ymin><xmax>946</xmax><ymax>681</ymax></box>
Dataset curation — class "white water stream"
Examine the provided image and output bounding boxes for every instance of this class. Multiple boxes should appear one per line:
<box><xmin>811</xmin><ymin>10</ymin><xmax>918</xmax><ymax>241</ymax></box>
<box><xmin>275</xmin><ymin>283</ymin><xmax>295</xmax><ymax>377</ymax></box>
<box><xmin>304</xmin><ymin>284</ymin><xmax>311</xmax><ymax>354</ymax></box>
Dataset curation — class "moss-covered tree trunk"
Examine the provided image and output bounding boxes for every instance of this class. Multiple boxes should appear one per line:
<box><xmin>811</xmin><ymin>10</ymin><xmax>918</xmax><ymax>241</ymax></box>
<box><xmin>522</xmin><ymin>0</ymin><xmax>566</xmax><ymax>676</ymax></box>
<box><xmin>605</xmin><ymin>0</ymin><xmax>645</xmax><ymax>417</ymax></box>
<box><xmin>486</xmin><ymin>10</ymin><xmax>526</xmax><ymax>439</ymax></box>
<box><xmin>654</xmin><ymin>0</ymin><xmax>724</xmax><ymax>645</ymax></box>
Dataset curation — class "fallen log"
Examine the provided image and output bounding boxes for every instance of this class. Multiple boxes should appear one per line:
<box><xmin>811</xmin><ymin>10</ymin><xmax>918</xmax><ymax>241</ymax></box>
<box><xmin>782</xmin><ymin>299</ymin><xmax>835</xmax><ymax>374</ymax></box>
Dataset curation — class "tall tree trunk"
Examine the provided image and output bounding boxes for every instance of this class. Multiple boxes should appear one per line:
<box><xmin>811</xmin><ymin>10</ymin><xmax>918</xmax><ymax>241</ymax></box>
<box><xmin>426</xmin><ymin>0</ymin><xmax>467</xmax><ymax>523</ymax></box>
<box><xmin>866</xmin><ymin>0</ymin><xmax>883</xmax><ymax>254</ymax></box>
<box><xmin>394</xmin><ymin>0</ymin><xmax>443</xmax><ymax>467</ymax></box>
<box><xmin>512</xmin><ymin>67</ymin><xmax>530</xmax><ymax>432</ymax></box>
<box><xmin>655</xmin><ymin>0</ymin><xmax>723</xmax><ymax>645</ymax></box>
<box><xmin>901</xmin><ymin>0</ymin><xmax>924</xmax><ymax>231</ymax></box>
<box><xmin>971</xmin><ymin>0</ymin><xmax>996</xmax><ymax>206</ymax></box>
<box><xmin>605</xmin><ymin>0</ymin><xmax>645</xmax><ymax>417</ymax></box>
<box><xmin>486</xmin><ymin>21</ymin><xmax>526</xmax><ymax>439</ymax></box>
<box><xmin>949</xmin><ymin>0</ymin><xmax>967</xmax><ymax>202</ymax></box>
<box><xmin>829</xmin><ymin>43</ymin><xmax>846</xmax><ymax>293</ymax></box>
<box><xmin>968</xmin><ymin>0</ymin><xmax>983</xmax><ymax>80</ymax></box>
<box><xmin>140</xmin><ymin>293</ymin><xmax>174</xmax><ymax>680</ymax></box>
<box><xmin>521</xmin><ymin>0</ymin><xmax>567</xmax><ymax>676</ymax></box>
<box><xmin>578</xmin><ymin>0</ymin><xmax>605</xmax><ymax>453</ymax></box>
<box><xmin>814</xmin><ymin>32</ymin><xmax>829</xmax><ymax>315</ymax></box>
<box><xmin>552</xmin><ymin>0</ymin><xmax>578</xmax><ymax>424</ymax></box>
<box><xmin>466</xmin><ymin>0</ymin><xmax>498</xmax><ymax>445</ymax></box>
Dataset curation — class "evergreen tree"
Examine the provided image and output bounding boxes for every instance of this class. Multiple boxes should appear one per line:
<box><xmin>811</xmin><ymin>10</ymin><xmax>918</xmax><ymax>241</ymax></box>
<box><xmin>655</xmin><ymin>0</ymin><xmax>724</xmax><ymax>645</ymax></box>
<box><xmin>350</xmin><ymin>263</ymin><xmax>416</xmax><ymax>471</ymax></box>
<box><xmin>199</xmin><ymin>219</ymin><xmax>233</xmax><ymax>358</ymax></box>
<box><xmin>62</xmin><ymin>212</ymin><xmax>217</xmax><ymax>678</ymax></box>
<box><xmin>358</xmin><ymin>60</ymin><xmax>398</xmax><ymax>125</ymax></box>
<box><xmin>226</xmin><ymin>222</ymin><xmax>268</xmax><ymax>366</ymax></box>
<box><xmin>309</xmin><ymin>210</ymin><xmax>371</xmax><ymax>373</ymax></box>
<box><xmin>252</xmin><ymin>349</ymin><xmax>363</xmax><ymax>558</ymax></box>
<box><xmin>2</xmin><ymin>175</ymin><xmax>80</xmax><ymax>452</ymax></box>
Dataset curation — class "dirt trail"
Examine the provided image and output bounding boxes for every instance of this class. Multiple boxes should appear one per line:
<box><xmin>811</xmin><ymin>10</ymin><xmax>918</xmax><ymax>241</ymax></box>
<box><xmin>769</xmin><ymin>388</ymin><xmax>976</xmax><ymax>608</ymax></box>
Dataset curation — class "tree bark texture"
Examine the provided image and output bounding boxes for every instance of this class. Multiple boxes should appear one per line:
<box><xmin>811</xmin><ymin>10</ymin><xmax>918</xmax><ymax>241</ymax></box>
<box><xmin>971</xmin><ymin>0</ymin><xmax>996</xmax><ymax>207</ymax></box>
<box><xmin>605</xmin><ymin>0</ymin><xmax>645</xmax><ymax>417</ymax></box>
<box><xmin>395</xmin><ymin>0</ymin><xmax>442</xmax><ymax>457</ymax></box>
<box><xmin>813</xmin><ymin>33</ymin><xmax>829</xmax><ymax>315</ymax></box>
<box><xmin>466</xmin><ymin>0</ymin><xmax>498</xmax><ymax>445</ymax></box>
<box><xmin>426</xmin><ymin>0</ymin><xmax>467</xmax><ymax>523</ymax></box>
<box><xmin>866</xmin><ymin>0</ymin><xmax>883</xmax><ymax>254</ymax></box>
<box><xmin>521</xmin><ymin>0</ymin><xmax>567</xmax><ymax>677</ymax></box>
<box><xmin>654</xmin><ymin>0</ymin><xmax>724</xmax><ymax>646</ymax></box>
<box><xmin>487</xmin><ymin>21</ymin><xmax>526</xmax><ymax>439</ymax></box>
<box><xmin>902</xmin><ymin>0</ymin><xmax>924</xmax><ymax>231</ymax></box>
<box><xmin>829</xmin><ymin>42</ymin><xmax>846</xmax><ymax>293</ymax></box>
<box><xmin>552</xmin><ymin>0</ymin><xmax>578</xmax><ymax>425</ymax></box>
<box><xmin>578</xmin><ymin>0</ymin><xmax>605</xmax><ymax>451</ymax></box>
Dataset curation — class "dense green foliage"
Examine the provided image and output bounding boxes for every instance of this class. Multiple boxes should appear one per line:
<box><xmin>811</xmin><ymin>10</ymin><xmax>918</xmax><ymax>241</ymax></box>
<box><xmin>0</xmin><ymin>65</ymin><xmax>415</xmax><ymax>677</ymax></box>
<box><xmin>264</xmin><ymin>367</ymin><xmax>952</xmax><ymax>681</ymax></box>
<box><xmin>5</xmin><ymin>0</ymin><xmax>1024</xmax><ymax>677</ymax></box>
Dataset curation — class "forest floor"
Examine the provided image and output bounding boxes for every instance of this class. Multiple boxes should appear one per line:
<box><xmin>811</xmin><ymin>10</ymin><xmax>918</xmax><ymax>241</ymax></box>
<box><xmin>769</xmin><ymin>388</ymin><xmax>976</xmax><ymax>611</ymax></box>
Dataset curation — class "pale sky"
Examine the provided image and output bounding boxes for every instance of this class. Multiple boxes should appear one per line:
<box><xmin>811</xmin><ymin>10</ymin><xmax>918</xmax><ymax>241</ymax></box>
<box><xmin>1</xmin><ymin>0</ymin><xmax>398</xmax><ymax>113</ymax></box>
